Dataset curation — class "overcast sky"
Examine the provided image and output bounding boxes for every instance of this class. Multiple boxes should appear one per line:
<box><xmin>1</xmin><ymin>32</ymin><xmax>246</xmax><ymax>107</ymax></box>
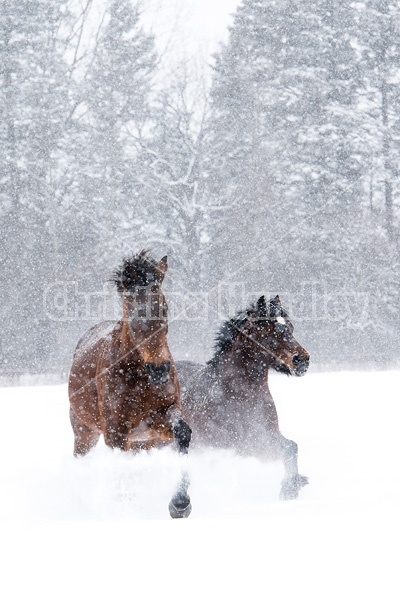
<box><xmin>142</xmin><ymin>0</ymin><xmax>240</xmax><ymax>69</ymax></box>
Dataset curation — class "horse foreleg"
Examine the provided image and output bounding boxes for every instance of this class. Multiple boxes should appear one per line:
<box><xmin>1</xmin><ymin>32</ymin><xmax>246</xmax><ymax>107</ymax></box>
<box><xmin>70</xmin><ymin>409</ymin><xmax>100</xmax><ymax>456</ymax></box>
<box><xmin>103</xmin><ymin>428</ymin><xmax>130</xmax><ymax>451</ymax></box>
<box><xmin>168</xmin><ymin>412</ymin><xmax>192</xmax><ymax>519</ymax></box>
<box><xmin>277</xmin><ymin>434</ymin><xmax>308</xmax><ymax>500</ymax></box>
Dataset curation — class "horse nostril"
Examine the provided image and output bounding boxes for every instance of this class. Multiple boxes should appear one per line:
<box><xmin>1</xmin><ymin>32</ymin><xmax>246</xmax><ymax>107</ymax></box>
<box><xmin>145</xmin><ymin>361</ymin><xmax>171</xmax><ymax>384</ymax></box>
<box><xmin>292</xmin><ymin>354</ymin><xmax>302</xmax><ymax>366</ymax></box>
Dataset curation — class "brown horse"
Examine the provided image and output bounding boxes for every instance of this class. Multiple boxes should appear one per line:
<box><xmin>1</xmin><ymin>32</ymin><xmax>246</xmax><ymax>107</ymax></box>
<box><xmin>69</xmin><ymin>251</ymin><xmax>192</xmax><ymax>518</ymax></box>
<box><xmin>177</xmin><ymin>294</ymin><xmax>310</xmax><ymax>501</ymax></box>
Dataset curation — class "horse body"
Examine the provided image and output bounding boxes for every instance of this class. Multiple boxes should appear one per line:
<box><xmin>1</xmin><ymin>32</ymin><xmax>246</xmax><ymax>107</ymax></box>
<box><xmin>178</xmin><ymin>294</ymin><xmax>310</xmax><ymax>500</ymax></box>
<box><xmin>180</xmin><ymin>363</ymin><xmax>281</xmax><ymax>457</ymax></box>
<box><xmin>70</xmin><ymin>320</ymin><xmax>181</xmax><ymax>451</ymax></box>
<box><xmin>69</xmin><ymin>252</ymin><xmax>192</xmax><ymax>517</ymax></box>
<box><xmin>69</xmin><ymin>321</ymin><xmax>113</xmax><ymax>437</ymax></box>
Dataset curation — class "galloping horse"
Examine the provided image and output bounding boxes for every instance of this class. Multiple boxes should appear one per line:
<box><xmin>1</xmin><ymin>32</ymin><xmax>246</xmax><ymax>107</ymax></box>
<box><xmin>177</xmin><ymin>294</ymin><xmax>310</xmax><ymax>501</ymax></box>
<box><xmin>69</xmin><ymin>251</ymin><xmax>192</xmax><ymax>518</ymax></box>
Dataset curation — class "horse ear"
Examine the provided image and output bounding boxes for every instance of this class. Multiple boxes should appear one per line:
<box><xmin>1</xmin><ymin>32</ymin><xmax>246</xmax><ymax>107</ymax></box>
<box><xmin>269</xmin><ymin>295</ymin><xmax>281</xmax><ymax>318</ymax></box>
<box><xmin>156</xmin><ymin>255</ymin><xmax>168</xmax><ymax>282</ymax></box>
<box><xmin>256</xmin><ymin>295</ymin><xmax>267</xmax><ymax>317</ymax></box>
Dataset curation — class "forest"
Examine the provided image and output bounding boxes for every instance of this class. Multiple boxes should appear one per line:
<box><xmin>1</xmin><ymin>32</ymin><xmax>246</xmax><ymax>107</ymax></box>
<box><xmin>1</xmin><ymin>0</ymin><xmax>399</xmax><ymax>375</ymax></box>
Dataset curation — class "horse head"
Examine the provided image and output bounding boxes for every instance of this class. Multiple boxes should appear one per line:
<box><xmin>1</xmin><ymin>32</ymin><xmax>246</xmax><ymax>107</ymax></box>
<box><xmin>113</xmin><ymin>251</ymin><xmax>172</xmax><ymax>386</ymax></box>
<box><xmin>242</xmin><ymin>295</ymin><xmax>310</xmax><ymax>377</ymax></box>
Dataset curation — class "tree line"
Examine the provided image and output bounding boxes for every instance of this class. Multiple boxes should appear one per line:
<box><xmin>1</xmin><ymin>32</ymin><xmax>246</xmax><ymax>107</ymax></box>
<box><xmin>0</xmin><ymin>0</ymin><xmax>399</xmax><ymax>373</ymax></box>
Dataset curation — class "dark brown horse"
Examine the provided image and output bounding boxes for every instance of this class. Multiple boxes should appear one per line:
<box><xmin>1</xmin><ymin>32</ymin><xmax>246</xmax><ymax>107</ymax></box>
<box><xmin>69</xmin><ymin>251</ymin><xmax>191</xmax><ymax>518</ymax></box>
<box><xmin>177</xmin><ymin>294</ymin><xmax>310</xmax><ymax>501</ymax></box>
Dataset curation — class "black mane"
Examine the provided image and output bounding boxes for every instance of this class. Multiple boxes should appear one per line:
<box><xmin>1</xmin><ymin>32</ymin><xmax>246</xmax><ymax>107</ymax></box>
<box><xmin>112</xmin><ymin>250</ymin><xmax>160</xmax><ymax>293</ymax></box>
<box><xmin>209</xmin><ymin>308</ymin><xmax>249</xmax><ymax>365</ymax></box>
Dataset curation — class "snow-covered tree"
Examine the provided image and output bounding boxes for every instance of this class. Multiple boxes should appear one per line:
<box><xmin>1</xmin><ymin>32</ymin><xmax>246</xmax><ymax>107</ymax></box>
<box><xmin>351</xmin><ymin>0</ymin><xmax>400</xmax><ymax>241</ymax></box>
<box><xmin>0</xmin><ymin>0</ymin><xmax>72</xmax><ymax>369</ymax></box>
<box><xmin>75</xmin><ymin>0</ymin><xmax>157</xmax><ymax>267</ymax></box>
<box><xmin>204</xmin><ymin>0</ymin><xmax>400</xmax><ymax>364</ymax></box>
<box><xmin>205</xmin><ymin>1</ymin><xmax>363</xmax><ymax>283</ymax></box>
<box><xmin>133</xmin><ymin>69</ymin><xmax>209</xmax><ymax>290</ymax></box>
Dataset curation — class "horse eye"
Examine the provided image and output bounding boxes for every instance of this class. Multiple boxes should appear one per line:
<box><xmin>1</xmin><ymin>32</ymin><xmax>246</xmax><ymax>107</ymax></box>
<box><xmin>275</xmin><ymin>323</ymin><xmax>286</xmax><ymax>335</ymax></box>
<box><xmin>266</xmin><ymin>336</ymin><xmax>278</xmax><ymax>350</ymax></box>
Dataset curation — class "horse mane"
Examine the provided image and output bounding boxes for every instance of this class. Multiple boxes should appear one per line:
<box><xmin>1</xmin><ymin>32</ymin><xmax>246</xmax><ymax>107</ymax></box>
<box><xmin>112</xmin><ymin>250</ymin><xmax>160</xmax><ymax>293</ymax></box>
<box><xmin>208</xmin><ymin>309</ymin><xmax>249</xmax><ymax>365</ymax></box>
<box><xmin>209</xmin><ymin>297</ymin><xmax>290</xmax><ymax>366</ymax></box>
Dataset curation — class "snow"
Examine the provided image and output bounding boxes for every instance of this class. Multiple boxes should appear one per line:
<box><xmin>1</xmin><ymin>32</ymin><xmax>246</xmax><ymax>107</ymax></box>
<box><xmin>2</xmin><ymin>370</ymin><xmax>400</xmax><ymax>599</ymax></box>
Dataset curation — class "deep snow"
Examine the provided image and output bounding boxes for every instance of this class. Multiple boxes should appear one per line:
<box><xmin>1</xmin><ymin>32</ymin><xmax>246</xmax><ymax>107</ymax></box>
<box><xmin>1</xmin><ymin>370</ymin><xmax>399</xmax><ymax>599</ymax></box>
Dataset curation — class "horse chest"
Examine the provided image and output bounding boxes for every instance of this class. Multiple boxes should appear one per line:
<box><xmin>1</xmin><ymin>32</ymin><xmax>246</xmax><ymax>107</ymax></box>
<box><xmin>99</xmin><ymin>371</ymin><xmax>172</xmax><ymax>422</ymax></box>
<box><xmin>190</xmin><ymin>378</ymin><xmax>278</xmax><ymax>450</ymax></box>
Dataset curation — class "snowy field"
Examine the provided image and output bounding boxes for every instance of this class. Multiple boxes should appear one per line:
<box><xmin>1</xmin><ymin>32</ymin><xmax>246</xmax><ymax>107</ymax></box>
<box><xmin>2</xmin><ymin>370</ymin><xmax>399</xmax><ymax>599</ymax></box>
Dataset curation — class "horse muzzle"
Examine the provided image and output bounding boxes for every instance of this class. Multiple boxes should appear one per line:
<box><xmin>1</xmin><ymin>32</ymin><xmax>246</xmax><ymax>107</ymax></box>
<box><xmin>291</xmin><ymin>354</ymin><xmax>310</xmax><ymax>377</ymax></box>
<box><xmin>145</xmin><ymin>360</ymin><xmax>171</xmax><ymax>385</ymax></box>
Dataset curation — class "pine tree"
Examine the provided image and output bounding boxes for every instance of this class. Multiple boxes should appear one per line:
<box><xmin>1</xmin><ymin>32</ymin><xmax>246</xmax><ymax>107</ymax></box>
<box><xmin>351</xmin><ymin>1</ymin><xmax>400</xmax><ymax>241</ymax></box>
<box><xmin>0</xmin><ymin>0</ymin><xmax>73</xmax><ymax>370</ymax></box>
<box><xmin>347</xmin><ymin>0</ymin><xmax>400</xmax><ymax>359</ymax></box>
<box><xmin>204</xmin><ymin>0</ymin><xmax>399</xmax><ymax>365</ymax></box>
<box><xmin>77</xmin><ymin>0</ymin><xmax>157</xmax><ymax>267</ymax></box>
<box><xmin>205</xmin><ymin>1</ymin><xmax>362</xmax><ymax>283</ymax></box>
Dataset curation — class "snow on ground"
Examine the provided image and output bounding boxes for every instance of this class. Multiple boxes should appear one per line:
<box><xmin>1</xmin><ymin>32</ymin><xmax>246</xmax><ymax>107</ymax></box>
<box><xmin>1</xmin><ymin>370</ymin><xmax>399</xmax><ymax>599</ymax></box>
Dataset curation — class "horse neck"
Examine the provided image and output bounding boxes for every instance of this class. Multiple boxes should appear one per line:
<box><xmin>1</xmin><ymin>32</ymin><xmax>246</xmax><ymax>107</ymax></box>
<box><xmin>119</xmin><ymin>291</ymin><xmax>171</xmax><ymax>363</ymax></box>
<box><xmin>142</xmin><ymin>325</ymin><xmax>171</xmax><ymax>362</ymax></box>
<box><xmin>117</xmin><ymin>294</ymin><xmax>135</xmax><ymax>355</ymax></box>
<box><xmin>117</xmin><ymin>319</ymin><xmax>137</xmax><ymax>361</ymax></box>
<box><xmin>218</xmin><ymin>340</ymin><xmax>272</xmax><ymax>391</ymax></box>
<box><xmin>119</xmin><ymin>319</ymin><xmax>171</xmax><ymax>364</ymax></box>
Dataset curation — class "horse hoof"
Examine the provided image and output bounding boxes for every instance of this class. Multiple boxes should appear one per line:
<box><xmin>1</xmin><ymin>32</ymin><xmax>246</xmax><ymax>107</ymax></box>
<box><xmin>280</xmin><ymin>475</ymin><xmax>309</xmax><ymax>501</ymax></box>
<box><xmin>169</xmin><ymin>500</ymin><xmax>192</xmax><ymax>519</ymax></box>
